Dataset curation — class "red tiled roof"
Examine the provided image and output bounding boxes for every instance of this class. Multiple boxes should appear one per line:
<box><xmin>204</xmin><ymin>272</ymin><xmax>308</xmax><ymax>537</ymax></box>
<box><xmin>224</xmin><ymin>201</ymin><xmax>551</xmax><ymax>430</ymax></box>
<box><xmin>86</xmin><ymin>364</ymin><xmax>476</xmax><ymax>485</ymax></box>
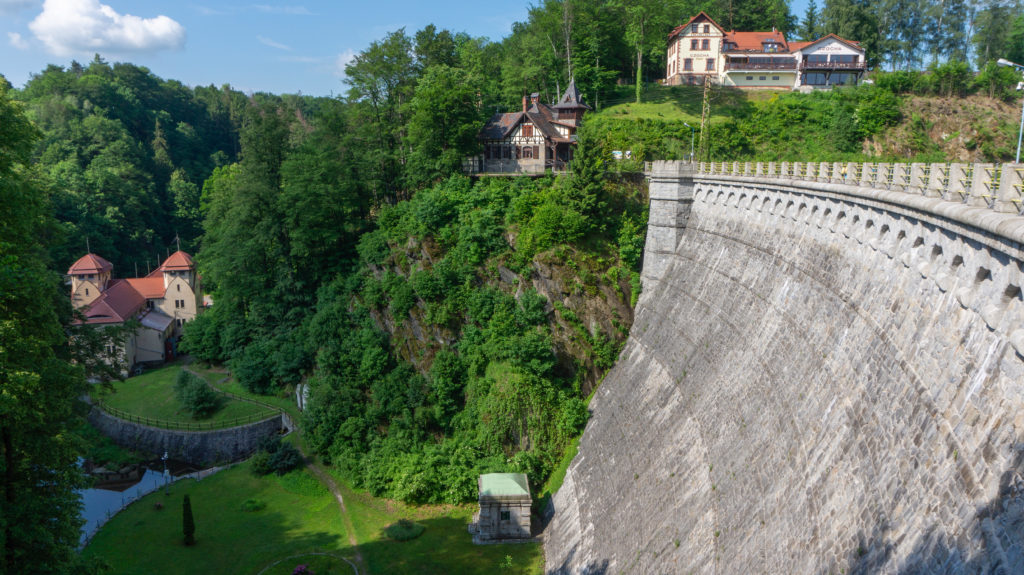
<box><xmin>669</xmin><ymin>12</ymin><xmax>724</xmax><ymax>40</ymax></box>
<box><xmin>79</xmin><ymin>280</ymin><xmax>146</xmax><ymax>325</ymax></box>
<box><xmin>788</xmin><ymin>41</ymin><xmax>812</xmax><ymax>51</ymax></box>
<box><xmin>723</xmin><ymin>30</ymin><xmax>788</xmax><ymax>52</ymax></box>
<box><xmin>124</xmin><ymin>277</ymin><xmax>166</xmax><ymax>299</ymax></box>
<box><xmin>68</xmin><ymin>253</ymin><xmax>113</xmax><ymax>275</ymax></box>
<box><xmin>159</xmin><ymin>250</ymin><xmax>195</xmax><ymax>271</ymax></box>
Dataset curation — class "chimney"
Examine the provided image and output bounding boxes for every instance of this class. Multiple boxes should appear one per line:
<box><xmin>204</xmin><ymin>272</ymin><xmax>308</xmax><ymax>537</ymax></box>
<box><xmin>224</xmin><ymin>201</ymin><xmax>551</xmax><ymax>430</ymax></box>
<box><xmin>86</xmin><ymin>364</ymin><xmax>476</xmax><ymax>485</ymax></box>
<box><xmin>522</xmin><ymin>95</ymin><xmax>527</xmax><ymax>113</ymax></box>
<box><xmin>530</xmin><ymin>92</ymin><xmax>540</xmax><ymax>108</ymax></box>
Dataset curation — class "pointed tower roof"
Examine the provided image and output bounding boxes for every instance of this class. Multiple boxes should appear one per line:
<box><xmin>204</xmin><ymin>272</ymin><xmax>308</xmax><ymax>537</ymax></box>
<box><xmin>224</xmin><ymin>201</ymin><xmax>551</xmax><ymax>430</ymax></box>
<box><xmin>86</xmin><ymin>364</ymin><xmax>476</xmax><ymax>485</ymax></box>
<box><xmin>159</xmin><ymin>250</ymin><xmax>195</xmax><ymax>272</ymax></box>
<box><xmin>68</xmin><ymin>253</ymin><xmax>113</xmax><ymax>275</ymax></box>
<box><xmin>553</xmin><ymin>78</ymin><xmax>591</xmax><ymax>110</ymax></box>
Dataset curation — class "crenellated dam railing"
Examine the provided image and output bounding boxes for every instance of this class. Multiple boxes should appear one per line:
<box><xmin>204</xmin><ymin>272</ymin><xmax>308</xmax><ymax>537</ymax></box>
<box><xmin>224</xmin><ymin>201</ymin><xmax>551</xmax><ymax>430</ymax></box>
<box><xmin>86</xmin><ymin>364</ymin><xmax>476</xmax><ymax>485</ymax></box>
<box><xmin>644</xmin><ymin>161</ymin><xmax>1024</xmax><ymax>216</ymax></box>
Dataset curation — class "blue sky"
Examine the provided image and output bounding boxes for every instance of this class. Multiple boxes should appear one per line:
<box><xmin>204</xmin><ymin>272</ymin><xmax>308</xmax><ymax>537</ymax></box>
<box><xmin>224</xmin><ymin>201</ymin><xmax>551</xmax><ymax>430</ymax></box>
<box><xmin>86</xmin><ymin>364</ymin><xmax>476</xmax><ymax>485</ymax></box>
<box><xmin>0</xmin><ymin>0</ymin><xmax>531</xmax><ymax>96</ymax></box>
<box><xmin>1</xmin><ymin>1</ymin><xmax>815</xmax><ymax>96</ymax></box>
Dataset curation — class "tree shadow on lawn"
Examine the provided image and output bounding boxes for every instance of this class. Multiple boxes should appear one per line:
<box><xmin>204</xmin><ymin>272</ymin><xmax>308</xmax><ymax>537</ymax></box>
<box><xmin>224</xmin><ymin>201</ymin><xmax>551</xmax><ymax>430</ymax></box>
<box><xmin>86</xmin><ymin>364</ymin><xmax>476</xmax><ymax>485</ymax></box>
<box><xmin>352</xmin><ymin>515</ymin><xmax>545</xmax><ymax>575</ymax></box>
<box><xmin>85</xmin><ymin>486</ymin><xmax>346</xmax><ymax>575</ymax></box>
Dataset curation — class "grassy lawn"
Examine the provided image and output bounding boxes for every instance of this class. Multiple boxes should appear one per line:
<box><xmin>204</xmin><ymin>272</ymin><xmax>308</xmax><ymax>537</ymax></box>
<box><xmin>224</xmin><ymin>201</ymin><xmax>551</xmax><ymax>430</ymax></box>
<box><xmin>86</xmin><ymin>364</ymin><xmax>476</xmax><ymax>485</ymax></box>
<box><xmin>83</xmin><ymin>461</ymin><xmax>352</xmax><ymax>575</ymax></box>
<box><xmin>336</xmin><ymin>475</ymin><xmax>544</xmax><ymax>575</ymax></box>
<box><xmin>193</xmin><ymin>361</ymin><xmax>302</xmax><ymax>423</ymax></box>
<box><xmin>94</xmin><ymin>363</ymin><xmax>274</xmax><ymax>426</ymax></box>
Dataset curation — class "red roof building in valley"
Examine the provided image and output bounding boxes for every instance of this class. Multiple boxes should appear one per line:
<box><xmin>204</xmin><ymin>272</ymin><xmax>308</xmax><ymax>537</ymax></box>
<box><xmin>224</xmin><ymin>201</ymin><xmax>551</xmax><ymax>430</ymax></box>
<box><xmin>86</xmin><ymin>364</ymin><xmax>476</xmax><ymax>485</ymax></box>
<box><xmin>665</xmin><ymin>12</ymin><xmax>865</xmax><ymax>90</ymax></box>
<box><xmin>68</xmin><ymin>251</ymin><xmax>203</xmax><ymax>373</ymax></box>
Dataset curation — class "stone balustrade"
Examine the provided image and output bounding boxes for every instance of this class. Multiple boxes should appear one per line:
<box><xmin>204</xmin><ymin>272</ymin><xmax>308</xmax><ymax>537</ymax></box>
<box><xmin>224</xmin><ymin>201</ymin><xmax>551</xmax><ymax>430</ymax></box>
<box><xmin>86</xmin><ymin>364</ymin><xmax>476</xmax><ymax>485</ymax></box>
<box><xmin>696</xmin><ymin>161</ymin><xmax>1024</xmax><ymax>216</ymax></box>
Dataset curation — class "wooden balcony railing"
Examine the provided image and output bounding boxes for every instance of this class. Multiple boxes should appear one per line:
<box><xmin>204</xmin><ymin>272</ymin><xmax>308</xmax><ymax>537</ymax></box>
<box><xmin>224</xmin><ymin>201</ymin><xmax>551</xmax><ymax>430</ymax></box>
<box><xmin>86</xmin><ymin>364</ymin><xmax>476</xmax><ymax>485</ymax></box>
<box><xmin>724</xmin><ymin>61</ymin><xmax>797</xmax><ymax>71</ymax></box>
<box><xmin>800</xmin><ymin>61</ymin><xmax>866</xmax><ymax>70</ymax></box>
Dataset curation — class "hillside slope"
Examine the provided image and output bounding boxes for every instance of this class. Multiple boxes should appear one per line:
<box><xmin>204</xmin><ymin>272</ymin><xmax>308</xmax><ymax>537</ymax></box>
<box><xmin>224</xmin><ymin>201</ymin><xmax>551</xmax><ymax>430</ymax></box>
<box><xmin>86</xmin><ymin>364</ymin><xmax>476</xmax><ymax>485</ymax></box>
<box><xmin>587</xmin><ymin>85</ymin><xmax>1021</xmax><ymax>164</ymax></box>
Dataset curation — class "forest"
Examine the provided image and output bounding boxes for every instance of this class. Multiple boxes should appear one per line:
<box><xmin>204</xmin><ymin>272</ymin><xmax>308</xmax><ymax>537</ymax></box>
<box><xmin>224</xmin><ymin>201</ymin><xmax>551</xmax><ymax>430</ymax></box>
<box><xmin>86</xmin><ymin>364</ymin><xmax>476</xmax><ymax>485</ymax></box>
<box><xmin>2</xmin><ymin>0</ymin><xmax>1024</xmax><ymax>572</ymax></box>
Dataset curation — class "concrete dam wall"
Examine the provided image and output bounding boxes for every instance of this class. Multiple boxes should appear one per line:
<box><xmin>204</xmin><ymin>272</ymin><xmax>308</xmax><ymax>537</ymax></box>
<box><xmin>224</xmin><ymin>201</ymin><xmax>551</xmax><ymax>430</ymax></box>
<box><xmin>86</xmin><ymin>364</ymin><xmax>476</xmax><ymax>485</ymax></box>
<box><xmin>545</xmin><ymin>161</ymin><xmax>1024</xmax><ymax>573</ymax></box>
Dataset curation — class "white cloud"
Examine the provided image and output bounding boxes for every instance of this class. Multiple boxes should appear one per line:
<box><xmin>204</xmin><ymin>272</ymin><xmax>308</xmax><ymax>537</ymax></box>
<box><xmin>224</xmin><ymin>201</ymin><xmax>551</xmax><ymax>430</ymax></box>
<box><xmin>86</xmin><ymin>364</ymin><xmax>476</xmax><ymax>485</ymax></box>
<box><xmin>0</xmin><ymin>0</ymin><xmax>38</xmax><ymax>16</ymax></box>
<box><xmin>257</xmin><ymin>35</ymin><xmax>290</xmax><ymax>51</ymax></box>
<box><xmin>8</xmin><ymin>31</ymin><xmax>29</xmax><ymax>49</ymax></box>
<box><xmin>334</xmin><ymin>49</ymin><xmax>355</xmax><ymax>78</ymax></box>
<box><xmin>29</xmin><ymin>0</ymin><xmax>185</xmax><ymax>57</ymax></box>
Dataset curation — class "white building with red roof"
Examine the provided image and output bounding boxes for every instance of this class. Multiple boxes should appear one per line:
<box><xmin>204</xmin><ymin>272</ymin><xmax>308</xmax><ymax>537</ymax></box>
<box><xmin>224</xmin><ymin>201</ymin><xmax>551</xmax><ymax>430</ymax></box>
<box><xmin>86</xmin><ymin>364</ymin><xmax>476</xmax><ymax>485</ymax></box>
<box><xmin>665</xmin><ymin>12</ymin><xmax>865</xmax><ymax>90</ymax></box>
<box><xmin>68</xmin><ymin>250</ymin><xmax>203</xmax><ymax>371</ymax></box>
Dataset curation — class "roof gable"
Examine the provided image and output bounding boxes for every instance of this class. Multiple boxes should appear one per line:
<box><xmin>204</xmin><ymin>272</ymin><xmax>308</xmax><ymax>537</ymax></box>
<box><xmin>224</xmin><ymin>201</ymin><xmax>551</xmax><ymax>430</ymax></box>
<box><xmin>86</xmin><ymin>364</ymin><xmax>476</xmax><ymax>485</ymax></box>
<box><xmin>669</xmin><ymin>12</ymin><xmax>725</xmax><ymax>40</ymax></box>
<box><xmin>79</xmin><ymin>280</ymin><xmax>146</xmax><ymax>324</ymax></box>
<box><xmin>795</xmin><ymin>34</ymin><xmax>863</xmax><ymax>53</ymax></box>
<box><xmin>553</xmin><ymin>78</ymin><xmax>591</xmax><ymax>110</ymax></box>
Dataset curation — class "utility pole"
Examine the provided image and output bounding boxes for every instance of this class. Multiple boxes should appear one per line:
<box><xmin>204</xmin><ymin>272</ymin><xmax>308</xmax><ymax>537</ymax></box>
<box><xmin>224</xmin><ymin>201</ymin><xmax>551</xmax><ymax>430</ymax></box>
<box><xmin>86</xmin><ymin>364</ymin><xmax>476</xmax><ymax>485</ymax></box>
<box><xmin>697</xmin><ymin>75</ymin><xmax>713</xmax><ymax>163</ymax></box>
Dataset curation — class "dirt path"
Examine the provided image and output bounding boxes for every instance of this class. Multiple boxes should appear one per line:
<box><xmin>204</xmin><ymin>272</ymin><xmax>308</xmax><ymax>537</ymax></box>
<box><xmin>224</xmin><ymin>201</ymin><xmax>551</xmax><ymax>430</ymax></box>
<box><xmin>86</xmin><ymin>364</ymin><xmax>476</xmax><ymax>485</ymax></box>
<box><xmin>184</xmin><ymin>358</ymin><xmax>367</xmax><ymax>573</ymax></box>
<box><xmin>306</xmin><ymin>462</ymin><xmax>365</xmax><ymax>574</ymax></box>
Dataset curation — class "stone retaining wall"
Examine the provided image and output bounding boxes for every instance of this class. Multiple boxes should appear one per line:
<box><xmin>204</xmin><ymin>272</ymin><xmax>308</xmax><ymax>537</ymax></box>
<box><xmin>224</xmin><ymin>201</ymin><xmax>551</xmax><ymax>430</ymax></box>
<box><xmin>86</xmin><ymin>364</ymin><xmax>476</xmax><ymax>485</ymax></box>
<box><xmin>88</xmin><ymin>408</ymin><xmax>285</xmax><ymax>466</ymax></box>
<box><xmin>545</xmin><ymin>160</ymin><xmax>1024</xmax><ymax>573</ymax></box>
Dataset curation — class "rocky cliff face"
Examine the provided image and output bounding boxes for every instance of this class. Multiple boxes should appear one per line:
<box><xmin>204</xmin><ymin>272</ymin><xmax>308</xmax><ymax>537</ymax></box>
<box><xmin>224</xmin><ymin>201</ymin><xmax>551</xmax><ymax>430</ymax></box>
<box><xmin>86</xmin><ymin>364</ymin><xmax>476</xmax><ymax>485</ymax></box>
<box><xmin>545</xmin><ymin>164</ymin><xmax>1024</xmax><ymax>573</ymax></box>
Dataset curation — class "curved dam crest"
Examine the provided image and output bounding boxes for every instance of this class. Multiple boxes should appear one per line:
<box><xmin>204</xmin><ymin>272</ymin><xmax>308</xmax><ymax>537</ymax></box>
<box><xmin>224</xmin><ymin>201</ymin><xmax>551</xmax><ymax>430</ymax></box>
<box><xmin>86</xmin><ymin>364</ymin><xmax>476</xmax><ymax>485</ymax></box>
<box><xmin>545</xmin><ymin>161</ymin><xmax>1024</xmax><ymax>573</ymax></box>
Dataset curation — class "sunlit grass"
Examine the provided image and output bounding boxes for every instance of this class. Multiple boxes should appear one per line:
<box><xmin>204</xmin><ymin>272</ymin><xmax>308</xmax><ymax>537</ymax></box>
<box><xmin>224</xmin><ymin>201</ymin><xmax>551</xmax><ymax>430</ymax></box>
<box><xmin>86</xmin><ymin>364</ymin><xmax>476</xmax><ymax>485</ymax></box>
<box><xmin>335</xmin><ymin>472</ymin><xmax>544</xmax><ymax>575</ymax></box>
<box><xmin>83</xmin><ymin>461</ymin><xmax>351</xmax><ymax>575</ymax></box>
<box><xmin>93</xmin><ymin>363</ymin><xmax>271</xmax><ymax>424</ymax></box>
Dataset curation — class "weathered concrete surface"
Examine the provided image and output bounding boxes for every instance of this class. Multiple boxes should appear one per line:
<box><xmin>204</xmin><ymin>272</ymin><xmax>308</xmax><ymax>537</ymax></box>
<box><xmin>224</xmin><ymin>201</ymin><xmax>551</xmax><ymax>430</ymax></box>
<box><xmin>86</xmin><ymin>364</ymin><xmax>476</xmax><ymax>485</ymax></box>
<box><xmin>88</xmin><ymin>408</ymin><xmax>285</xmax><ymax>466</ymax></box>
<box><xmin>545</xmin><ymin>164</ymin><xmax>1024</xmax><ymax>574</ymax></box>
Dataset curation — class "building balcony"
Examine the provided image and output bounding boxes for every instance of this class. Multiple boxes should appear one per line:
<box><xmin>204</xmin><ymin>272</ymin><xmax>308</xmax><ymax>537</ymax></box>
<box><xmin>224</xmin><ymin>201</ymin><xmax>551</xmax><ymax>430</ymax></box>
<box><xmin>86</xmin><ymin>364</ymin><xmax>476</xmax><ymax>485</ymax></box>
<box><xmin>724</xmin><ymin>61</ymin><xmax>797</xmax><ymax>71</ymax></box>
<box><xmin>800</xmin><ymin>61</ymin><xmax>866</xmax><ymax>70</ymax></box>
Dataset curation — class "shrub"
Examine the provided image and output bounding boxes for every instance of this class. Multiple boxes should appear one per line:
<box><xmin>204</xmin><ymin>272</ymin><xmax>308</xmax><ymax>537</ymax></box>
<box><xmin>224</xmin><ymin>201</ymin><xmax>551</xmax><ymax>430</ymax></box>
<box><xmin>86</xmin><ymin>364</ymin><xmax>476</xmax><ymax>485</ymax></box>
<box><xmin>182</xmin><ymin>494</ymin><xmax>195</xmax><ymax>546</ymax></box>
<box><xmin>240</xmin><ymin>498</ymin><xmax>266</xmax><ymax>512</ymax></box>
<box><xmin>174</xmin><ymin>370</ymin><xmax>223</xmax><ymax>419</ymax></box>
<box><xmin>250</xmin><ymin>437</ymin><xmax>303</xmax><ymax>476</ymax></box>
<box><xmin>384</xmin><ymin>518</ymin><xmax>425</xmax><ymax>541</ymax></box>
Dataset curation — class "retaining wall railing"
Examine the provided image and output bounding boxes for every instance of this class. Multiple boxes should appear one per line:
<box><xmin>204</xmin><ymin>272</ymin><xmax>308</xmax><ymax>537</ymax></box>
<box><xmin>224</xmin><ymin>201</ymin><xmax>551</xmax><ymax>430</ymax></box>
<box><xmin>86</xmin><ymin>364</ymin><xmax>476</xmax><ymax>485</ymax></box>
<box><xmin>691</xmin><ymin>161</ymin><xmax>1024</xmax><ymax>216</ymax></box>
<box><xmin>92</xmin><ymin>397</ymin><xmax>280</xmax><ymax>432</ymax></box>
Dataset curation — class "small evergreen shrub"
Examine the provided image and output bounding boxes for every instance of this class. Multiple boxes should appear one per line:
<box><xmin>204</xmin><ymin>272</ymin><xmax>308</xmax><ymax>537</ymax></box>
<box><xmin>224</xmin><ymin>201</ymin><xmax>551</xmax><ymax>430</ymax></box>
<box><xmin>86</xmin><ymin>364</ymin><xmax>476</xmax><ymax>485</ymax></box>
<box><xmin>240</xmin><ymin>498</ymin><xmax>266</xmax><ymax>512</ymax></box>
<box><xmin>174</xmin><ymin>370</ymin><xmax>223</xmax><ymax>419</ymax></box>
<box><xmin>384</xmin><ymin>518</ymin><xmax>425</xmax><ymax>541</ymax></box>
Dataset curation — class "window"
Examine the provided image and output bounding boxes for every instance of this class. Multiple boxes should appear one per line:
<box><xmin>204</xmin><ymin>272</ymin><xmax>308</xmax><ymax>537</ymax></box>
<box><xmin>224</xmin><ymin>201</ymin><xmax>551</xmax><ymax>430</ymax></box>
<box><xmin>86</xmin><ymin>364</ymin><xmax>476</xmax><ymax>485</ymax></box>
<box><xmin>746</xmin><ymin>75</ymin><xmax>753</xmax><ymax>80</ymax></box>
<box><xmin>522</xmin><ymin>146</ymin><xmax>533</xmax><ymax>159</ymax></box>
<box><xmin>683</xmin><ymin>58</ymin><xmax>692</xmax><ymax>71</ymax></box>
<box><xmin>807</xmin><ymin>54</ymin><xmax>828</xmax><ymax>64</ymax></box>
<box><xmin>691</xmin><ymin>39</ymin><xmax>699</xmax><ymax>50</ymax></box>
<box><xmin>522</xmin><ymin>124</ymin><xmax>533</xmax><ymax>137</ymax></box>
<box><xmin>503</xmin><ymin>146</ymin><xmax>511</xmax><ymax>159</ymax></box>
<box><xmin>500</xmin><ymin>510</ymin><xmax>511</xmax><ymax>521</ymax></box>
<box><xmin>804</xmin><ymin>72</ymin><xmax>827</xmax><ymax>85</ymax></box>
<box><xmin>759</xmin><ymin>76</ymin><xmax>766</xmax><ymax>80</ymax></box>
<box><xmin>772</xmin><ymin>76</ymin><xmax>780</xmax><ymax>80</ymax></box>
<box><xmin>831</xmin><ymin>54</ymin><xmax>858</xmax><ymax>64</ymax></box>
<box><xmin>701</xmin><ymin>39</ymin><xmax>709</xmax><ymax>50</ymax></box>
<box><xmin>85</xmin><ymin>288</ymin><xmax>89</xmax><ymax>296</ymax></box>
<box><xmin>691</xmin><ymin>23</ymin><xmax>698</xmax><ymax>33</ymax></box>
<box><xmin>706</xmin><ymin>58</ymin><xmax>715</xmax><ymax>71</ymax></box>
<box><xmin>177</xmin><ymin>284</ymin><xmax>181</xmax><ymax>292</ymax></box>
<box><xmin>703</xmin><ymin>24</ymin><xmax>710</xmax><ymax>33</ymax></box>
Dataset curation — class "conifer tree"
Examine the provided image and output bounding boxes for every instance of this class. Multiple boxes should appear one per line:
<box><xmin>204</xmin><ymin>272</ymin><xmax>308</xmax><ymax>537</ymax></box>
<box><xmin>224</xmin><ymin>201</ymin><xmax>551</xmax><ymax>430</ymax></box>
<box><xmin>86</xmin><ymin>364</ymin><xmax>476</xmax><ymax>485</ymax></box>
<box><xmin>183</xmin><ymin>494</ymin><xmax>195</xmax><ymax>546</ymax></box>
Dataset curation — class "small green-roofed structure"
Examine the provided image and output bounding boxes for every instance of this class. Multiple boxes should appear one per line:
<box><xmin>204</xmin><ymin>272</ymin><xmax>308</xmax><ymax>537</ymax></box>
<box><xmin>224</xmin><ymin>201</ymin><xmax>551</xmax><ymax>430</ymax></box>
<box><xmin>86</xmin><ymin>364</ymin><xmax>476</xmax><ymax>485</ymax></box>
<box><xmin>479</xmin><ymin>473</ymin><xmax>530</xmax><ymax>500</ymax></box>
<box><xmin>470</xmin><ymin>473</ymin><xmax>532</xmax><ymax>542</ymax></box>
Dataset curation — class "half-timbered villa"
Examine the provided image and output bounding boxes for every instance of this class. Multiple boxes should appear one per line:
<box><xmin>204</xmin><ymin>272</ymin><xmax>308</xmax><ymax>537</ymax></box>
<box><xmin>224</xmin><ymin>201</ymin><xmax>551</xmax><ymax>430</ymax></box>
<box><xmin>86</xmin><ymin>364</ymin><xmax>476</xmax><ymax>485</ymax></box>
<box><xmin>467</xmin><ymin>79</ymin><xmax>590</xmax><ymax>174</ymax></box>
<box><xmin>665</xmin><ymin>12</ymin><xmax>865</xmax><ymax>90</ymax></box>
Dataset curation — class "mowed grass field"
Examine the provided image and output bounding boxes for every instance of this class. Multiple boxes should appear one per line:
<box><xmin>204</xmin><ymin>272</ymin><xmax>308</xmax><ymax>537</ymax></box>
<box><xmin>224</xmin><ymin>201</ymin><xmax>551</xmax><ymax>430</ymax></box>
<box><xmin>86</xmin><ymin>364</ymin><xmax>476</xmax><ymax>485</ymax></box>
<box><xmin>94</xmin><ymin>363</ymin><xmax>273</xmax><ymax>425</ymax></box>
<box><xmin>336</xmin><ymin>474</ymin><xmax>545</xmax><ymax>575</ymax></box>
<box><xmin>83</xmin><ymin>461</ymin><xmax>352</xmax><ymax>575</ymax></box>
<box><xmin>84</xmin><ymin>458</ymin><xmax>544</xmax><ymax>575</ymax></box>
